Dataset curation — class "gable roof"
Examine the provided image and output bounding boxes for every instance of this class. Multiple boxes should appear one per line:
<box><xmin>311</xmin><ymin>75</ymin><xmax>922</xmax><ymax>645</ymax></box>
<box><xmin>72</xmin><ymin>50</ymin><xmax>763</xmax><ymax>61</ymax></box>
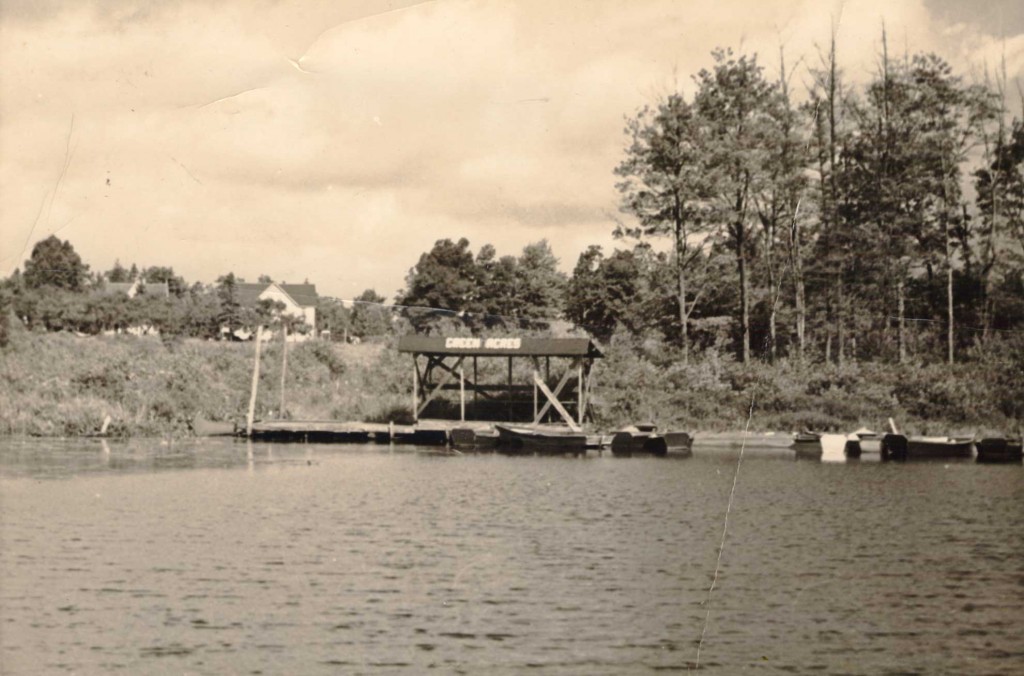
<box><xmin>231</xmin><ymin>282</ymin><xmax>319</xmax><ymax>308</ymax></box>
<box><xmin>139</xmin><ymin>281</ymin><xmax>170</xmax><ymax>297</ymax></box>
<box><xmin>234</xmin><ymin>283</ymin><xmax>269</xmax><ymax>307</ymax></box>
<box><xmin>102</xmin><ymin>282</ymin><xmax>136</xmax><ymax>296</ymax></box>
<box><xmin>279</xmin><ymin>283</ymin><xmax>318</xmax><ymax>308</ymax></box>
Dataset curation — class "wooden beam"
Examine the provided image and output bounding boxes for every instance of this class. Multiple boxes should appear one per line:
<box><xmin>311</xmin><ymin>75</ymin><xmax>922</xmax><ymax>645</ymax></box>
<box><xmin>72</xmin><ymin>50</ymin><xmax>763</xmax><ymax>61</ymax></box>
<box><xmin>411</xmin><ymin>354</ymin><xmax>418</xmax><ymax>422</ymax></box>
<box><xmin>578</xmin><ymin>361</ymin><xmax>583</xmax><ymax>426</ymax></box>
<box><xmin>533</xmin><ymin>372</ymin><xmax>581</xmax><ymax>431</ymax></box>
<box><xmin>532</xmin><ymin>359</ymin><xmax>579</xmax><ymax>426</ymax></box>
<box><xmin>416</xmin><ymin>356</ymin><xmax>464</xmax><ymax>418</ymax></box>
<box><xmin>246</xmin><ymin>326</ymin><xmax>264</xmax><ymax>436</ymax></box>
<box><xmin>459</xmin><ymin>364</ymin><xmax>465</xmax><ymax>422</ymax></box>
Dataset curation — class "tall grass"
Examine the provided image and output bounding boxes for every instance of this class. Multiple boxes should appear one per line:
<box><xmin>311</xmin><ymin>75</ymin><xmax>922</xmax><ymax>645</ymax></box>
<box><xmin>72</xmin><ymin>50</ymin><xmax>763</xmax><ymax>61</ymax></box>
<box><xmin>0</xmin><ymin>329</ymin><xmax>1019</xmax><ymax>437</ymax></box>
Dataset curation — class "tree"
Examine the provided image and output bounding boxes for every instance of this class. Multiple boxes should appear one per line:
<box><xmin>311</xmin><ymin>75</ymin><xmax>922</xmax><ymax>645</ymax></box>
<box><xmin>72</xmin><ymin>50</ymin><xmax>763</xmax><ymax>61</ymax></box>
<box><xmin>616</xmin><ymin>93</ymin><xmax>715</xmax><ymax>364</ymax></box>
<box><xmin>399</xmin><ymin>238</ymin><xmax>481</xmax><ymax>330</ymax></box>
<box><xmin>107</xmin><ymin>260</ymin><xmax>130</xmax><ymax>283</ymax></box>
<box><xmin>754</xmin><ymin>47</ymin><xmax>811</xmax><ymax>362</ymax></box>
<box><xmin>512</xmin><ymin>240</ymin><xmax>566</xmax><ymax>326</ymax></box>
<box><xmin>316</xmin><ymin>297</ymin><xmax>352</xmax><ymax>341</ymax></box>
<box><xmin>565</xmin><ymin>244</ymin><xmax>663</xmax><ymax>342</ymax></box>
<box><xmin>22</xmin><ymin>235</ymin><xmax>90</xmax><ymax>292</ymax></box>
<box><xmin>142</xmin><ymin>266</ymin><xmax>187</xmax><ymax>297</ymax></box>
<box><xmin>216</xmin><ymin>273</ymin><xmax>242</xmax><ymax>334</ymax></box>
<box><xmin>972</xmin><ymin>73</ymin><xmax>1023</xmax><ymax>341</ymax></box>
<box><xmin>693</xmin><ymin>48</ymin><xmax>781</xmax><ymax>363</ymax></box>
<box><xmin>351</xmin><ymin>289</ymin><xmax>391</xmax><ymax>337</ymax></box>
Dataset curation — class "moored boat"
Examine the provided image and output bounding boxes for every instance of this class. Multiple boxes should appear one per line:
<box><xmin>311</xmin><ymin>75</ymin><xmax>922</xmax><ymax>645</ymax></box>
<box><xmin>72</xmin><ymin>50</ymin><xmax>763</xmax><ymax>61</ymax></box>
<box><xmin>450</xmin><ymin>427</ymin><xmax>499</xmax><ymax>450</ymax></box>
<box><xmin>880</xmin><ymin>433</ymin><xmax>975</xmax><ymax>461</ymax></box>
<box><xmin>975</xmin><ymin>437</ymin><xmax>1024</xmax><ymax>464</ymax></box>
<box><xmin>611</xmin><ymin>425</ymin><xmax>692</xmax><ymax>457</ymax></box>
<box><xmin>791</xmin><ymin>430</ymin><xmax>822</xmax><ymax>455</ymax></box>
<box><xmin>494</xmin><ymin>424</ymin><xmax>588</xmax><ymax>454</ymax></box>
<box><xmin>844</xmin><ymin>428</ymin><xmax>882</xmax><ymax>458</ymax></box>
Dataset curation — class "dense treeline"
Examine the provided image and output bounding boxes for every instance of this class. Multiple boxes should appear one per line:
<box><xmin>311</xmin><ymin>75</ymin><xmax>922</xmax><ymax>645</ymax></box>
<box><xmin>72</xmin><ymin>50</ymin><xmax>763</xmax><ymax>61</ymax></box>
<box><xmin>398</xmin><ymin>39</ymin><xmax>1024</xmax><ymax>370</ymax></box>
<box><xmin>0</xmin><ymin>236</ymin><xmax>392</xmax><ymax>346</ymax></box>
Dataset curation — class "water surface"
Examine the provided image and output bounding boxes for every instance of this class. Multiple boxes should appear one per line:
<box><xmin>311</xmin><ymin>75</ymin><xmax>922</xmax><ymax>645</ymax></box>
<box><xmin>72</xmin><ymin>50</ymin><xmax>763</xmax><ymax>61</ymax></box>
<box><xmin>1</xmin><ymin>438</ymin><xmax>1021</xmax><ymax>674</ymax></box>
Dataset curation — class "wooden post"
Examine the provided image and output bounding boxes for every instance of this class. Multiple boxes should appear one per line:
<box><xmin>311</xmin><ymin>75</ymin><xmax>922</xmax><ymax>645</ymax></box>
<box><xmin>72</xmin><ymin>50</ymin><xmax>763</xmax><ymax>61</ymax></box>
<box><xmin>279</xmin><ymin>325</ymin><xmax>288</xmax><ymax>417</ymax></box>
<box><xmin>533</xmin><ymin>370</ymin><xmax>539</xmax><ymax>420</ymax></box>
<box><xmin>473</xmin><ymin>357</ymin><xmax>478</xmax><ymax>411</ymax></box>
<box><xmin>577</xmin><ymin>361</ymin><xmax>584</xmax><ymax>426</ymax></box>
<box><xmin>507</xmin><ymin>356</ymin><xmax>513</xmax><ymax>422</ymax></box>
<box><xmin>245</xmin><ymin>326</ymin><xmax>264</xmax><ymax>437</ymax></box>
<box><xmin>459</xmin><ymin>365</ymin><xmax>465</xmax><ymax>422</ymax></box>
<box><xmin>412</xmin><ymin>355</ymin><xmax>418</xmax><ymax>422</ymax></box>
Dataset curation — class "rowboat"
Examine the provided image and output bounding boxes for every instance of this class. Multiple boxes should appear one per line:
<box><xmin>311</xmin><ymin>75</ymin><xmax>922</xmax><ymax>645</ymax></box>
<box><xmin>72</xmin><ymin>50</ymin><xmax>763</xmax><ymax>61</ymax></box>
<box><xmin>880</xmin><ymin>433</ymin><xmax>975</xmax><ymax>461</ymax></box>
<box><xmin>610</xmin><ymin>425</ymin><xmax>693</xmax><ymax>457</ymax></box>
<box><xmin>450</xmin><ymin>427</ymin><xmax>499</xmax><ymax>450</ymax></box>
<box><xmin>791</xmin><ymin>431</ymin><xmax>822</xmax><ymax>456</ymax></box>
<box><xmin>843</xmin><ymin>428</ymin><xmax>882</xmax><ymax>457</ymax></box>
<box><xmin>975</xmin><ymin>437</ymin><xmax>1024</xmax><ymax>464</ymax></box>
<box><xmin>493</xmin><ymin>424</ymin><xmax>588</xmax><ymax>454</ymax></box>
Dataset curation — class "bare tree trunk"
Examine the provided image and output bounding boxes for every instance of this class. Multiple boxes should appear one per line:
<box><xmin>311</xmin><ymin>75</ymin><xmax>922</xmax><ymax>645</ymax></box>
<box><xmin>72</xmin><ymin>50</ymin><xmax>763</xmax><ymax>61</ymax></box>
<box><xmin>795</xmin><ymin>275</ymin><xmax>805</xmax><ymax>359</ymax></box>
<box><xmin>674</xmin><ymin>199</ymin><xmax>690</xmax><ymax>366</ymax></box>
<box><xmin>739</xmin><ymin>237</ymin><xmax>750</xmax><ymax>364</ymax></box>
<box><xmin>678</xmin><ymin>260</ymin><xmax>689</xmax><ymax>366</ymax></box>
<box><xmin>897</xmin><ymin>276</ymin><xmax>906</xmax><ymax>364</ymax></box>
<box><xmin>837</xmin><ymin>276</ymin><xmax>845</xmax><ymax>368</ymax></box>
<box><xmin>947</xmin><ymin>261</ymin><xmax>954</xmax><ymax>364</ymax></box>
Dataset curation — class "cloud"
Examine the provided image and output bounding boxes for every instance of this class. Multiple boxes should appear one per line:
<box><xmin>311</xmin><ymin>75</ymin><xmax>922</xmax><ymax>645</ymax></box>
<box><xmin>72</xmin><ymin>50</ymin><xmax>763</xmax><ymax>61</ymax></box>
<box><xmin>2</xmin><ymin>0</ymin><xmax>1022</xmax><ymax>298</ymax></box>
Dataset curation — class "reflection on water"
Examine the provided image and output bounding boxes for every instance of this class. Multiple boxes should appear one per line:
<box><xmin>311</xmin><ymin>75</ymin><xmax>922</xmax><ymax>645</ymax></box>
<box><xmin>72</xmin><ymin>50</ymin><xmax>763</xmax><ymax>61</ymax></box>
<box><xmin>1</xmin><ymin>437</ymin><xmax>1021</xmax><ymax>674</ymax></box>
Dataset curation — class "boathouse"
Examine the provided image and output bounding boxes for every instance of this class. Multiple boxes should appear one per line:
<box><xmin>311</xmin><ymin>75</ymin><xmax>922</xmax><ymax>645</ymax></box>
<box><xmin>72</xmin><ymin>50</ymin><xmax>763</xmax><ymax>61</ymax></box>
<box><xmin>398</xmin><ymin>335</ymin><xmax>603</xmax><ymax>431</ymax></box>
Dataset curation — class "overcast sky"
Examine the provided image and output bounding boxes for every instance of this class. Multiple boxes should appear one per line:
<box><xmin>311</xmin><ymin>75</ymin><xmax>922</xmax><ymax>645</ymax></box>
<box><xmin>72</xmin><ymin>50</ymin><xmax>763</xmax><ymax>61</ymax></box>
<box><xmin>2</xmin><ymin>0</ymin><xmax>1022</xmax><ymax>300</ymax></box>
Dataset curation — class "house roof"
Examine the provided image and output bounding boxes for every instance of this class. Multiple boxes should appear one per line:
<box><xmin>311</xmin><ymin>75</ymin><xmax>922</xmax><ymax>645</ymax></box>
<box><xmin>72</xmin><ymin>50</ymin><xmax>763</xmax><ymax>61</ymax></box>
<box><xmin>280</xmin><ymin>283</ymin><xmax>318</xmax><ymax>307</ymax></box>
<box><xmin>102</xmin><ymin>282</ymin><xmax>136</xmax><ymax>296</ymax></box>
<box><xmin>234</xmin><ymin>283</ymin><xmax>269</xmax><ymax>307</ymax></box>
<box><xmin>140</xmin><ymin>281</ymin><xmax>170</xmax><ymax>297</ymax></box>
<box><xmin>232</xmin><ymin>282</ymin><xmax>319</xmax><ymax>308</ymax></box>
<box><xmin>398</xmin><ymin>335</ymin><xmax>603</xmax><ymax>358</ymax></box>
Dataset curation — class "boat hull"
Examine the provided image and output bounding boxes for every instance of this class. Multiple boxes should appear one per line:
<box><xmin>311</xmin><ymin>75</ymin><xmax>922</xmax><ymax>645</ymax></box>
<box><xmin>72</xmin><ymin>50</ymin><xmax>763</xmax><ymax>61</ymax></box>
<box><xmin>881</xmin><ymin>434</ymin><xmax>975</xmax><ymax>461</ymax></box>
<box><xmin>494</xmin><ymin>425</ymin><xmax>588</xmax><ymax>454</ymax></box>
<box><xmin>450</xmin><ymin>428</ymin><xmax>499</xmax><ymax>450</ymax></box>
<box><xmin>976</xmin><ymin>438</ymin><xmax>1024</xmax><ymax>464</ymax></box>
<box><xmin>611</xmin><ymin>431</ymin><xmax>693</xmax><ymax>457</ymax></box>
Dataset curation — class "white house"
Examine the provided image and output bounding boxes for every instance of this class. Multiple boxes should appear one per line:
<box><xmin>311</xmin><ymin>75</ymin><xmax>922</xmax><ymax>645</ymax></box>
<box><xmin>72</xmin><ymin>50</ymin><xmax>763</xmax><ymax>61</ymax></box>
<box><xmin>233</xmin><ymin>282</ymin><xmax>319</xmax><ymax>340</ymax></box>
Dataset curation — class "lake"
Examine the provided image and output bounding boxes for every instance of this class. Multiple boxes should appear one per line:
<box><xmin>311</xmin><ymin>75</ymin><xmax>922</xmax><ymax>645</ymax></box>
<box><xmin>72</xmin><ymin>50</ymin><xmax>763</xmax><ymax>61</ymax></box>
<box><xmin>1</xmin><ymin>437</ymin><xmax>1021</xmax><ymax>674</ymax></box>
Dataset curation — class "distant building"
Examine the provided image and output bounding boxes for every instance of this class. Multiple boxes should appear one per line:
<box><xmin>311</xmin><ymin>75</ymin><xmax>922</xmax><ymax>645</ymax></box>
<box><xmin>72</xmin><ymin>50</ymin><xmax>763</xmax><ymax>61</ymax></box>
<box><xmin>96</xmin><ymin>280</ymin><xmax>171</xmax><ymax>336</ymax></box>
<box><xmin>233</xmin><ymin>282</ymin><xmax>319</xmax><ymax>340</ymax></box>
<box><xmin>100</xmin><ymin>280</ymin><xmax>170</xmax><ymax>298</ymax></box>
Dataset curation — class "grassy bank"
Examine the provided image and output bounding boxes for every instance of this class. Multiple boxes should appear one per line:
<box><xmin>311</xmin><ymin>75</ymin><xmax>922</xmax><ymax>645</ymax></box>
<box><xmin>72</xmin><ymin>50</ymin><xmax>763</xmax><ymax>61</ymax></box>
<box><xmin>0</xmin><ymin>330</ymin><xmax>1020</xmax><ymax>438</ymax></box>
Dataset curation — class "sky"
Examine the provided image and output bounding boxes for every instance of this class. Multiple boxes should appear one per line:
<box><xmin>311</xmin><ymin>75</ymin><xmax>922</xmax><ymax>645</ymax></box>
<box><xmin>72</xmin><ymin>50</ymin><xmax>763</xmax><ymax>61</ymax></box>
<box><xmin>2</xmin><ymin>0</ymin><xmax>1022</xmax><ymax>301</ymax></box>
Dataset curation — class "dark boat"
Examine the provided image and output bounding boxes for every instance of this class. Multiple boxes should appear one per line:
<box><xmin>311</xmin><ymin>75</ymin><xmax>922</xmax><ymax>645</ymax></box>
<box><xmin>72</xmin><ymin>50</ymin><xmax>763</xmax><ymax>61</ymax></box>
<box><xmin>976</xmin><ymin>437</ymin><xmax>1024</xmax><ymax>464</ymax></box>
<box><xmin>611</xmin><ymin>424</ymin><xmax>693</xmax><ymax>457</ymax></box>
<box><xmin>880</xmin><ymin>433</ymin><xmax>975</xmax><ymax>461</ymax></box>
<box><xmin>494</xmin><ymin>424</ymin><xmax>588</xmax><ymax>454</ymax></box>
<box><xmin>450</xmin><ymin>427</ymin><xmax>499</xmax><ymax>450</ymax></box>
<box><xmin>791</xmin><ymin>431</ymin><xmax>822</xmax><ymax>456</ymax></box>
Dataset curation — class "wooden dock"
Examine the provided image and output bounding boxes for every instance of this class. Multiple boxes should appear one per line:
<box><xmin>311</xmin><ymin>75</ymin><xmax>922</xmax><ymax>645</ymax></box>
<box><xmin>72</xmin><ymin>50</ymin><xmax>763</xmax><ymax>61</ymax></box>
<box><xmin>247</xmin><ymin>419</ymin><xmax>498</xmax><ymax>445</ymax></box>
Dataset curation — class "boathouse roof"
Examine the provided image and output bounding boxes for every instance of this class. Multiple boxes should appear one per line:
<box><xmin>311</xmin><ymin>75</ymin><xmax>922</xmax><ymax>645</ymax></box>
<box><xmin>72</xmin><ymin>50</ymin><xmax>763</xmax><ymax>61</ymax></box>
<box><xmin>397</xmin><ymin>335</ymin><xmax>603</xmax><ymax>358</ymax></box>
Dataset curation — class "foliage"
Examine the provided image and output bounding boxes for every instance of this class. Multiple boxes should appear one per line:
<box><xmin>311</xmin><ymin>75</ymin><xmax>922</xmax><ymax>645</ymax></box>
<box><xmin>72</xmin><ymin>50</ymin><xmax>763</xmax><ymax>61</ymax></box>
<box><xmin>399</xmin><ymin>237</ymin><xmax>566</xmax><ymax>332</ymax></box>
<box><xmin>23</xmin><ymin>235</ymin><xmax>90</xmax><ymax>292</ymax></box>
<box><xmin>350</xmin><ymin>289</ymin><xmax>391</xmax><ymax>338</ymax></box>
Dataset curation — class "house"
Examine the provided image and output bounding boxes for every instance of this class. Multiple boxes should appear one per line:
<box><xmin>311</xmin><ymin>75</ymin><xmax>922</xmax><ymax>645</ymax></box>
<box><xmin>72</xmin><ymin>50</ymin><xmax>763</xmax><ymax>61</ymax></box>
<box><xmin>96</xmin><ymin>280</ymin><xmax>172</xmax><ymax>336</ymax></box>
<box><xmin>101</xmin><ymin>280</ymin><xmax>170</xmax><ymax>298</ymax></box>
<box><xmin>232</xmin><ymin>282</ymin><xmax>319</xmax><ymax>340</ymax></box>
